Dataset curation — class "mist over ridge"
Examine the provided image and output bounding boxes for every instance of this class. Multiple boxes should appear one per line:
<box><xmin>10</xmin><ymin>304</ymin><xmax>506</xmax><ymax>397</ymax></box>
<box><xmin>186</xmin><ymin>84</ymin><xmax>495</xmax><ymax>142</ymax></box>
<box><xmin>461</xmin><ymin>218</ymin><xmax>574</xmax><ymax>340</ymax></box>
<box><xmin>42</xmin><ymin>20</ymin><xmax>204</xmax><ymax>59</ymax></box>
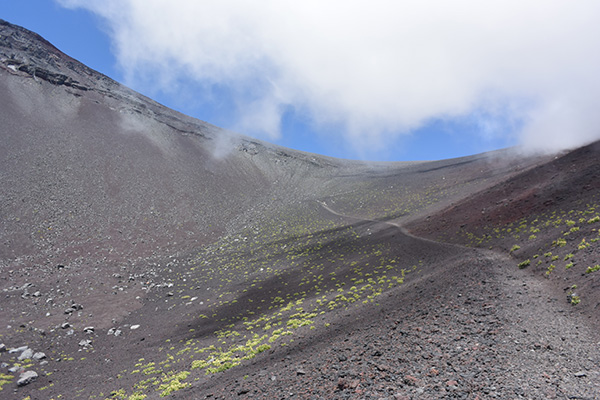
<box><xmin>55</xmin><ymin>0</ymin><xmax>600</xmax><ymax>160</ymax></box>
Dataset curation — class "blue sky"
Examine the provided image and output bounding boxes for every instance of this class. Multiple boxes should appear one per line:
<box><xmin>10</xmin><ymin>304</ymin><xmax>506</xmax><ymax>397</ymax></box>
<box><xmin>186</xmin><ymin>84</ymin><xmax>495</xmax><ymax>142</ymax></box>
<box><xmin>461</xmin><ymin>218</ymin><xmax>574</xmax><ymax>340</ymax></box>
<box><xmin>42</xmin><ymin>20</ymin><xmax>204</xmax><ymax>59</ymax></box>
<box><xmin>2</xmin><ymin>1</ymin><xmax>600</xmax><ymax>161</ymax></box>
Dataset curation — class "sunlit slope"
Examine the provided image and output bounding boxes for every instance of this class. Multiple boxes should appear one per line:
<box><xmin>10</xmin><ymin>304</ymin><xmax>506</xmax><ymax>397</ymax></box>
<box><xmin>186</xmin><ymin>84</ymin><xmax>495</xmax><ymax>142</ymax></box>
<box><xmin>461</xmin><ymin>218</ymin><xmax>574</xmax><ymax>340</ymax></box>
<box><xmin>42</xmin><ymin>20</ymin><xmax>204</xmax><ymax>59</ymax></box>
<box><xmin>408</xmin><ymin>140</ymin><xmax>600</xmax><ymax>324</ymax></box>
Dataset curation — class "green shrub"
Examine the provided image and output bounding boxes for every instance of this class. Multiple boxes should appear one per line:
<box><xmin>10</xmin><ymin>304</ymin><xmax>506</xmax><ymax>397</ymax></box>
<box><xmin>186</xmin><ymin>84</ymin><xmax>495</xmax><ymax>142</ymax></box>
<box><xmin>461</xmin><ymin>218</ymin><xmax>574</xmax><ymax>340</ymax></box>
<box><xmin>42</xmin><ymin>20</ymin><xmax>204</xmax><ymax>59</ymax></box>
<box><xmin>518</xmin><ymin>260</ymin><xmax>531</xmax><ymax>269</ymax></box>
<box><xmin>585</xmin><ymin>265</ymin><xmax>600</xmax><ymax>274</ymax></box>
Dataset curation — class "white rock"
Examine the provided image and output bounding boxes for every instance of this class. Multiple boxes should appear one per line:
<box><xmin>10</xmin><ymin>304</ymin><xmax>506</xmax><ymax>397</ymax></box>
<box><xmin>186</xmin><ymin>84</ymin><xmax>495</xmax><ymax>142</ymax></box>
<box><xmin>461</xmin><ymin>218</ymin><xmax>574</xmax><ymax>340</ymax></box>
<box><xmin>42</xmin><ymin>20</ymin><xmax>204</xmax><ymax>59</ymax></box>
<box><xmin>9</xmin><ymin>345</ymin><xmax>28</xmax><ymax>354</ymax></box>
<box><xmin>18</xmin><ymin>348</ymin><xmax>33</xmax><ymax>360</ymax></box>
<box><xmin>9</xmin><ymin>365</ymin><xmax>24</xmax><ymax>374</ymax></box>
<box><xmin>17</xmin><ymin>370</ymin><xmax>38</xmax><ymax>386</ymax></box>
<box><xmin>130</xmin><ymin>325</ymin><xmax>140</xmax><ymax>330</ymax></box>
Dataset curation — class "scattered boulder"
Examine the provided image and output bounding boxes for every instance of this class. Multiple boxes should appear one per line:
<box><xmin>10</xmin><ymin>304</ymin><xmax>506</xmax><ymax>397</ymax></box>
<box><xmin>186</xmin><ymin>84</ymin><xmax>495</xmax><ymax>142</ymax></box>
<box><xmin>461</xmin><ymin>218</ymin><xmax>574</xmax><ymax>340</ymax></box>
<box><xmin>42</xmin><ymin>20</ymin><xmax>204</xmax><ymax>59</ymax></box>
<box><xmin>17</xmin><ymin>348</ymin><xmax>33</xmax><ymax>361</ymax></box>
<box><xmin>83</xmin><ymin>326</ymin><xmax>95</xmax><ymax>334</ymax></box>
<box><xmin>33</xmin><ymin>352</ymin><xmax>46</xmax><ymax>360</ymax></box>
<box><xmin>17</xmin><ymin>370</ymin><xmax>38</xmax><ymax>386</ymax></box>
<box><xmin>107</xmin><ymin>328</ymin><xmax>122</xmax><ymax>336</ymax></box>
<box><xmin>9</xmin><ymin>346</ymin><xmax>28</xmax><ymax>354</ymax></box>
<box><xmin>9</xmin><ymin>365</ymin><xmax>24</xmax><ymax>374</ymax></box>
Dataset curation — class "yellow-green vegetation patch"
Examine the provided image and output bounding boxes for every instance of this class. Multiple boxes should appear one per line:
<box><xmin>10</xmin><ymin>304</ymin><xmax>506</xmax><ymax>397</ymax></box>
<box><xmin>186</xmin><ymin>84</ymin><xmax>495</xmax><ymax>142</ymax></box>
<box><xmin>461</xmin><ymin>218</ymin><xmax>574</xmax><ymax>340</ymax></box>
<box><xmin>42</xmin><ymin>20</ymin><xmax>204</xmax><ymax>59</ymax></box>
<box><xmin>565</xmin><ymin>262</ymin><xmax>574</xmax><ymax>270</ymax></box>
<box><xmin>191</xmin><ymin>333</ymin><xmax>272</xmax><ymax>374</ymax></box>
<box><xmin>585</xmin><ymin>265</ymin><xmax>600</xmax><ymax>274</ymax></box>
<box><xmin>130</xmin><ymin>394</ymin><xmax>147</xmax><ymax>400</ymax></box>
<box><xmin>456</xmin><ymin>202</ymin><xmax>600</xmax><ymax>305</ymax></box>
<box><xmin>0</xmin><ymin>373</ymin><xmax>13</xmax><ymax>391</ymax></box>
<box><xmin>518</xmin><ymin>259</ymin><xmax>530</xmax><ymax>269</ymax></box>
<box><xmin>157</xmin><ymin>371</ymin><xmax>190</xmax><ymax>397</ymax></box>
<box><xmin>100</xmin><ymin>200</ymin><xmax>421</xmax><ymax>399</ymax></box>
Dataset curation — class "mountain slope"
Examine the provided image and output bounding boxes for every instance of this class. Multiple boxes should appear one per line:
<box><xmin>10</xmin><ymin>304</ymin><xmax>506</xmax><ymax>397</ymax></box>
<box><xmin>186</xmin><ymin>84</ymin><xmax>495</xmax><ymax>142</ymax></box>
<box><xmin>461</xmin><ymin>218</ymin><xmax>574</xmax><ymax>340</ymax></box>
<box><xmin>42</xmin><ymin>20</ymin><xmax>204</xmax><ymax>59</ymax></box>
<box><xmin>408</xmin><ymin>139</ymin><xmax>600</xmax><ymax>328</ymax></box>
<box><xmin>1</xmin><ymin>19</ymin><xmax>599</xmax><ymax>399</ymax></box>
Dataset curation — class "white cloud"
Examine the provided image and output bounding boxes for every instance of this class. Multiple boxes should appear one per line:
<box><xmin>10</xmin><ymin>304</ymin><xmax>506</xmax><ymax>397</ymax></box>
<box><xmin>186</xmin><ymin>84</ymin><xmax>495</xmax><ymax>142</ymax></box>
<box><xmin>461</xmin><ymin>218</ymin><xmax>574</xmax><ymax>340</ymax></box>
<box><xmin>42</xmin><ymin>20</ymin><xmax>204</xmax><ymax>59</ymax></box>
<box><xmin>58</xmin><ymin>0</ymin><xmax>600</xmax><ymax>156</ymax></box>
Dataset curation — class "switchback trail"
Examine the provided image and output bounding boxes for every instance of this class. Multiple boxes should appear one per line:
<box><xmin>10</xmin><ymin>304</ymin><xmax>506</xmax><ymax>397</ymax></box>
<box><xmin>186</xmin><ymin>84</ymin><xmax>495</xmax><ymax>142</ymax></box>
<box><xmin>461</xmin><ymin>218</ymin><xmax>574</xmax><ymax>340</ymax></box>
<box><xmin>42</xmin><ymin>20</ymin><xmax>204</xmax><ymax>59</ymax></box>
<box><xmin>317</xmin><ymin>200</ymin><xmax>465</xmax><ymax>249</ymax></box>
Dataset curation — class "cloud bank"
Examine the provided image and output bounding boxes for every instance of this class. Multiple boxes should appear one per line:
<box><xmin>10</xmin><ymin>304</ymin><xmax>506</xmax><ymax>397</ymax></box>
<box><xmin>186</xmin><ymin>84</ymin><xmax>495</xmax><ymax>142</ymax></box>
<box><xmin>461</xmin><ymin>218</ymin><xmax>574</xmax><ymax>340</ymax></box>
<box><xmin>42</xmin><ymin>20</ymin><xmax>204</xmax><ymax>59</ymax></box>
<box><xmin>58</xmin><ymin>0</ymin><xmax>600</xmax><ymax>156</ymax></box>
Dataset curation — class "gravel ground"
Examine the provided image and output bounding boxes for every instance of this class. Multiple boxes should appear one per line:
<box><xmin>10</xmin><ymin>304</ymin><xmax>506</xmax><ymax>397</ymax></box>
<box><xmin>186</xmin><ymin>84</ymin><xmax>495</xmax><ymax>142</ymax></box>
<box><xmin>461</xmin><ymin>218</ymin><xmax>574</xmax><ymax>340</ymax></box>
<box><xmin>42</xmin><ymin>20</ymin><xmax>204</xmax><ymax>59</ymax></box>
<box><xmin>186</xmin><ymin>217</ymin><xmax>600</xmax><ymax>400</ymax></box>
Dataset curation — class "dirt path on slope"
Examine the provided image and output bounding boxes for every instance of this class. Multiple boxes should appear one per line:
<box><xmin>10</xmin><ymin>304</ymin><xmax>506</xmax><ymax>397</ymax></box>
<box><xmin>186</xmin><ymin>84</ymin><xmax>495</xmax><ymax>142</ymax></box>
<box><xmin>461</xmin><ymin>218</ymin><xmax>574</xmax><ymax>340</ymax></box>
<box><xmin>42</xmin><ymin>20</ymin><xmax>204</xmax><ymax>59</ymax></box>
<box><xmin>317</xmin><ymin>200</ymin><xmax>455</xmax><ymax>247</ymax></box>
<box><xmin>312</xmin><ymin>200</ymin><xmax>600</xmax><ymax>399</ymax></box>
